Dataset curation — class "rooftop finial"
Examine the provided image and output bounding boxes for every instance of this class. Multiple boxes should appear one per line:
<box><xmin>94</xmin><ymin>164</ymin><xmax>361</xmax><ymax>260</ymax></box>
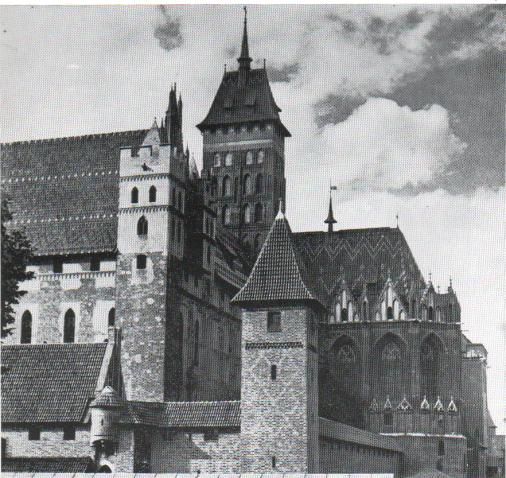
<box><xmin>276</xmin><ymin>198</ymin><xmax>284</xmax><ymax>219</ymax></box>
<box><xmin>396</xmin><ymin>213</ymin><xmax>399</xmax><ymax>228</ymax></box>
<box><xmin>324</xmin><ymin>184</ymin><xmax>337</xmax><ymax>233</ymax></box>
<box><xmin>238</xmin><ymin>6</ymin><xmax>252</xmax><ymax>71</ymax></box>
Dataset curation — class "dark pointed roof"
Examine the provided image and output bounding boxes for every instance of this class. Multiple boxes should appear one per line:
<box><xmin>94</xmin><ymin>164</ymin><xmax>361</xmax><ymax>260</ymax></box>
<box><xmin>238</xmin><ymin>7</ymin><xmax>252</xmax><ymax>71</ymax></box>
<box><xmin>197</xmin><ymin>68</ymin><xmax>290</xmax><ymax>137</ymax></box>
<box><xmin>324</xmin><ymin>196</ymin><xmax>337</xmax><ymax>225</ymax></box>
<box><xmin>232</xmin><ymin>208</ymin><xmax>322</xmax><ymax>306</ymax></box>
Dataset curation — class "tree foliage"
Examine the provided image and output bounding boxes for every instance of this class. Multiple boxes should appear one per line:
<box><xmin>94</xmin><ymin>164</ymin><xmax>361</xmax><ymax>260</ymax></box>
<box><xmin>1</xmin><ymin>195</ymin><xmax>34</xmax><ymax>337</ymax></box>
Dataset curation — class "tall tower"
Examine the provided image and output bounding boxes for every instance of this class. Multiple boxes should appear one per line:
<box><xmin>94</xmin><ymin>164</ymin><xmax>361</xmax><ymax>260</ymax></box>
<box><xmin>232</xmin><ymin>203</ymin><xmax>323</xmax><ymax>472</ymax></box>
<box><xmin>116</xmin><ymin>117</ymin><xmax>187</xmax><ymax>401</ymax></box>
<box><xmin>197</xmin><ymin>8</ymin><xmax>290</xmax><ymax>258</ymax></box>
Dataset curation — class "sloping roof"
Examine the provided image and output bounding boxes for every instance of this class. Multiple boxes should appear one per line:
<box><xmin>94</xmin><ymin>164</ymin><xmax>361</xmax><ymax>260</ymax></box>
<box><xmin>1</xmin><ymin>457</ymin><xmax>94</xmax><ymax>473</ymax></box>
<box><xmin>1</xmin><ymin>130</ymin><xmax>147</xmax><ymax>256</ymax></box>
<box><xmin>406</xmin><ymin>470</ymin><xmax>453</xmax><ymax>478</ymax></box>
<box><xmin>197</xmin><ymin>68</ymin><xmax>290</xmax><ymax>136</ymax></box>
<box><xmin>2</xmin><ymin>343</ymin><xmax>108</xmax><ymax>423</ymax></box>
<box><xmin>232</xmin><ymin>211</ymin><xmax>323</xmax><ymax>306</ymax></box>
<box><xmin>293</xmin><ymin>227</ymin><xmax>424</xmax><ymax>306</ymax></box>
<box><xmin>120</xmin><ymin>400</ymin><xmax>240</xmax><ymax>428</ymax></box>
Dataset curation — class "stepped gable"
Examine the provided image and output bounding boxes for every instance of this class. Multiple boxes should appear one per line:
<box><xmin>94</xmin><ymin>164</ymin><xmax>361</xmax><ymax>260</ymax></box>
<box><xmin>1</xmin><ymin>130</ymin><xmax>147</xmax><ymax>256</ymax></box>
<box><xmin>292</xmin><ymin>227</ymin><xmax>424</xmax><ymax>305</ymax></box>
<box><xmin>232</xmin><ymin>209</ymin><xmax>323</xmax><ymax>306</ymax></box>
<box><xmin>2</xmin><ymin>343</ymin><xmax>108</xmax><ymax>423</ymax></box>
<box><xmin>197</xmin><ymin>68</ymin><xmax>290</xmax><ymax>137</ymax></box>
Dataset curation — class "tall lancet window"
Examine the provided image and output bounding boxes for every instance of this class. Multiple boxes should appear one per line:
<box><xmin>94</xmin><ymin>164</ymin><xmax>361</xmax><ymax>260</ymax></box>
<box><xmin>63</xmin><ymin>309</ymin><xmax>76</xmax><ymax>343</ymax></box>
<box><xmin>378</xmin><ymin>339</ymin><xmax>403</xmax><ymax>399</ymax></box>
<box><xmin>20</xmin><ymin>310</ymin><xmax>32</xmax><ymax>344</ymax></box>
<box><xmin>137</xmin><ymin>216</ymin><xmax>148</xmax><ymax>236</ymax></box>
<box><xmin>420</xmin><ymin>335</ymin><xmax>441</xmax><ymax>400</ymax></box>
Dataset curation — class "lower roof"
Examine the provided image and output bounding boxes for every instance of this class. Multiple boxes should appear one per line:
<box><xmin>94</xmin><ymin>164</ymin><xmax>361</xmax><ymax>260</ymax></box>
<box><xmin>2</xmin><ymin>343</ymin><xmax>108</xmax><ymax>423</ymax></box>
<box><xmin>1</xmin><ymin>457</ymin><xmax>94</xmax><ymax>472</ymax></box>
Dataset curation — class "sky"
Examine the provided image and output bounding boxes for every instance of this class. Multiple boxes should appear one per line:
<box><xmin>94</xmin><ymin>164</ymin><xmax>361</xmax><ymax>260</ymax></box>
<box><xmin>1</xmin><ymin>5</ymin><xmax>505</xmax><ymax>431</ymax></box>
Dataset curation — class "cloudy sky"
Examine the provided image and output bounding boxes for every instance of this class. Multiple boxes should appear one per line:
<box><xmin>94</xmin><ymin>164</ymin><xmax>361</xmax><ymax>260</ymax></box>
<box><xmin>1</xmin><ymin>4</ymin><xmax>505</xmax><ymax>430</ymax></box>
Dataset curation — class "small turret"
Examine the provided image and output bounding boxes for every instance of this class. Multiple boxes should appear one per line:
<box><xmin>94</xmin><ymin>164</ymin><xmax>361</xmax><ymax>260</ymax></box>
<box><xmin>89</xmin><ymin>386</ymin><xmax>125</xmax><ymax>449</ymax></box>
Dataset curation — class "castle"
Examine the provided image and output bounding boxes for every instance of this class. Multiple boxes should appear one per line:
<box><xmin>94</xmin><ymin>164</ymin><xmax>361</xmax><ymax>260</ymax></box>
<box><xmin>1</xmin><ymin>11</ymin><xmax>504</xmax><ymax>478</ymax></box>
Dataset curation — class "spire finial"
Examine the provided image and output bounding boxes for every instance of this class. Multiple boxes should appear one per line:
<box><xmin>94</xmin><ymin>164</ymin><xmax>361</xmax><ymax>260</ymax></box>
<box><xmin>396</xmin><ymin>213</ymin><xmax>399</xmax><ymax>228</ymax></box>
<box><xmin>276</xmin><ymin>198</ymin><xmax>284</xmax><ymax>219</ymax></box>
<box><xmin>324</xmin><ymin>184</ymin><xmax>337</xmax><ymax>233</ymax></box>
<box><xmin>238</xmin><ymin>6</ymin><xmax>252</xmax><ymax>71</ymax></box>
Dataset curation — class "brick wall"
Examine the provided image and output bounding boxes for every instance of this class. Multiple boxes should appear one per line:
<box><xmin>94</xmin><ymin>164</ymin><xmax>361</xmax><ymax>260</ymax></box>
<box><xmin>397</xmin><ymin>434</ymin><xmax>467</xmax><ymax>478</ymax></box>
<box><xmin>240</xmin><ymin>306</ymin><xmax>319</xmax><ymax>473</ymax></box>
<box><xmin>150</xmin><ymin>428</ymin><xmax>240</xmax><ymax>472</ymax></box>
<box><xmin>2</xmin><ymin>425</ymin><xmax>91</xmax><ymax>459</ymax></box>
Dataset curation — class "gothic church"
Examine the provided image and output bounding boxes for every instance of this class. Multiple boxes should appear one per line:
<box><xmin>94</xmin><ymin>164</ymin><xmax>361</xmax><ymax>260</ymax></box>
<box><xmin>1</xmin><ymin>11</ymin><xmax>502</xmax><ymax>478</ymax></box>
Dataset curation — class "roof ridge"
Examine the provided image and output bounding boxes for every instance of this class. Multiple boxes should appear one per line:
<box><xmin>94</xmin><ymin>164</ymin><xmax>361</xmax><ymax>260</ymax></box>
<box><xmin>127</xmin><ymin>399</ymin><xmax>241</xmax><ymax>405</ymax></box>
<box><xmin>1</xmin><ymin>128</ymin><xmax>149</xmax><ymax>147</ymax></box>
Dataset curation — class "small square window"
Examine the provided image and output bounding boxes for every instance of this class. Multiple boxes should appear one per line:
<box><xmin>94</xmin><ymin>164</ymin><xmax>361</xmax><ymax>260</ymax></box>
<box><xmin>63</xmin><ymin>425</ymin><xmax>75</xmax><ymax>441</ymax></box>
<box><xmin>203</xmin><ymin>429</ymin><xmax>218</xmax><ymax>441</ymax></box>
<box><xmin>267</xmin><ymin>311</ymin><xmax>281</xmax><ymax>332</ymax></box>
<box><xmin>90</xmin><ymin>257</ymin><xmax>100</xmax><ymax>271</ymax></box>
<box><xmin>53</xmin><ymin>259</ymin><xmax>63</xmax><ymax>273</ymax></box>
<box><xmin>136</xmin><ymin>255</ymin><xmax>147</xmax><ymax>270</ymax></box>
<box><xmin>28</xmin><ymin>427</ymin><xmax>41</xmax><ymax>441</ymax></box>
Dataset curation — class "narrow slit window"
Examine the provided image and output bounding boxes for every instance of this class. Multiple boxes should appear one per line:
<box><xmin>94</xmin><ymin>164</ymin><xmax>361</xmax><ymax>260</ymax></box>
<box><xmin>271</xmin><ymin>364</ymin><xmax>277</xmax><ymax>380</ymax></box>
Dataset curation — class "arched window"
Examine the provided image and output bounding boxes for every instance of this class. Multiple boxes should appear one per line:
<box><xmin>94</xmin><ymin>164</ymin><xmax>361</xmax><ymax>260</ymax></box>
<box><xmin>194</xmin><ymin>321</ymin><xmax>199</xmax><ymax>365</ymax></box>
<box><xmin>222</xmin><ymin>205</ymin><xmax>231</xmax><ymax>225</ymax></box>
<box><xmin>108</xmin><ymin>308</ymin><xmax>115</xmax><ymax>327</ymax></box>
<box><xmin>448</xmin><ymin>303</ymin><xmax>453</xmax><ymax>321</ymax></box>
<box><xmin>420</xmin><ymin>335</ymin><xmax>441</xmax><ymax>400</ymax></box>
<box><xmin>137</xmin><ymin>216</ymin><xmax>148</xmax><ymax>236</ymax></box>
<box><xmin>254</xmin><ymin>203</ymin><xmax>263</xmax><ymax>223</ymax></box>
<box><xmin>246</xmin><ymin>151</ymin><xmax>254</xmax><ymax>164</ymax></box>
<box><xmin>243</xmin><ymin>204</ymin><xmax>251</xmax><ymax>224</ymax></box>
<box><xmin>98</xmin><ymin>465</ymin><xmax>112</xmax><ymax>473</ymax></box>
<box><xmin>214</xmin><ymin>153</ymin><xmax>221</xmax><ymax>167</ymax></box>
<box><xmin>428</xmin><ymin>306</ymin><xmax>434</xmax><ymax>321</ymax></box>
<box><xmin>149</xmin><ymin>186</ymin><xmax>156</xmax><ymax>203</ymax></box>
<box><xmin>243</xmin><ymin>174</ymin><xmax>252</xmax><ymax>195</ymax></box>
<box><xmin>387</xmin><ymin>306</ymin><xmax>394</xmax><ymax>321</ymax></box>
<box><xmin>63</xmin><ymin>309</ymin><xmax>75</xmax><ymax>343</ymax></box>
<box><xmin>225</xmin><ymin>152</ymin><xmax>233</xmax><ymax>166</ymax></box>
<box><xmin>255</xmin><ymin>173</ymin><xmax>264</xmax><ymax>193</ymax></box>
<box><xmin>331</xmin><ymin>338</ymin><xmax>361</xmax><ymax>399</ymax></box>
<box><xmin>222</xmin><ymin>176</ymin><xmax>231</xmax><ymax>197</ymax></box>
<box><xmin>438</xmin><ymin>439</ymin><xmax>445</xmax><ymax>456</ymax></box>
<box><xmin>436</xmin><ymin>306</ymin><xmax>441</xmax><ymax>322</ymax></box>
<box><xmin>377</xmin><ymin>338</ymin><xmax>403</xmax><ymax>399</ymax></box>
<box><xmin>131</xmin><ymin>187</ymin><xmax>139</xmax><ymax>204</ymax></box>
<box><xmin>257</xmin><ymin>150</ymin><xmax>265</xmax><ymax>164</ymax></box>
<box><xmin>362</xmin><ymin>301</ymin><xmax>368</xmax><ymax>321</ymax></box>
<box><xmin>341</xmin><ymin>308</ymin><xmax>348</xmax><ymax>322</ymax></box>
<box><xmin>20</xmin><ymin>310</ymin><xmax>32</xmax><ymax>344</ymax></box>
<box><xmin>253</xmin><ymin>234</ymin><xmax>261</xmax><ymax>254</ymax></box>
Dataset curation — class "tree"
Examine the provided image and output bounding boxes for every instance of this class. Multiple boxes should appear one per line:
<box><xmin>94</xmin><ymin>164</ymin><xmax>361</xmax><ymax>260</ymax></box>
<box><xmin>1</xmin><ymin>196</ymin><xmax>34</xmax><ymax>337</ymax></box>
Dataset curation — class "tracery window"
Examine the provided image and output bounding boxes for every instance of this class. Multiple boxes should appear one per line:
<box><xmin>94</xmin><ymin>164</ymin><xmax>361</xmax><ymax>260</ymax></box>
<box><xmin>336</xmin><ymin>344</ymin><xmax>356</xmax><ymax>363</ymax></box>
<box><xmin>421</xmin><ymin>338</ymin><xmax>439</xmax><ymax>399</ymax></box>
<box><xmin>378</xmin><ymin>340</ymin><xmax>402</xmax><ymax>399</ymax></box>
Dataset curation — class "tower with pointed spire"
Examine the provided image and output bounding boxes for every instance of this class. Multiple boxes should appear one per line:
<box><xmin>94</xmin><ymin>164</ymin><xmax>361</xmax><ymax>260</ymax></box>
<box><xmin>324</xmin><ymin>190</ymin><xmax>337</xmax><ymax>233</ymax></box>
<box><xmin>197</xmin><ymin>8</ymin><xmax>290</xmax><ymax>259</ymax></box>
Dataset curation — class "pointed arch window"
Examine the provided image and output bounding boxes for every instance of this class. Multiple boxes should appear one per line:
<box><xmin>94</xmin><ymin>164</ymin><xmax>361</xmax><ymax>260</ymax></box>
<box><xmin>255</xmin><ymin>173</ymin><xmax>264</xmax><ymax>193</ymax></box>
<box><xmin>332</xmin><ymin>338</ymin><xmax>360</xmax><ymax>397</ymax></box>
<box><xmin>254</xmin><ymin>203</ymin><xmax>263</xmax><ymax>223</ymax></box>
<box><xmin>257</xmin><ymin>150</ymin><xmax>265</xmax><ymax>164</ymax></box>
<box><xmin>243</xmin><ymin>174</ymin><xmax>252</xmax><ymax>195</ymax></box>
<box><xmin>341</xmin><ymin>307</ymin><xmax>348</xmax><ymax>322</ymax></box>
<box><xmin>137</xmin><ymin>216</ymin><xmax>148</xmax><ymax>236</ymax></box>
<box><xmin>378</xmin><ymin>339</ymin><xmax>403</xmax><ymax>399</ymax></box>
<box><xmin>362</xmin><ymin>301</ymin><xmax>368</xmax><ymax>321</ymax></box>
<box><xmin>222</xmin><ymin>205</ymin><xmax>231</xmax><ymax>225</ymax></box>
<box><xmin>246</xmin><ymin>151</ymin><xmax>254</xmax><ymax>165</ymax></box>
<box><xmin>243</xmin><ymin>204</ymin><xmax>251</xmax><ymax>224</ymax></box>
<box><xmin>222</xmin><ymin>176</ymin><xmax>232</xmax><ymax>197</ymax></box>
<box><xmin>448</xmin><ymin>303</ymin><xmax>453</xmax><ymax>321</ymax></box>
<box><xmin>214</xmin><ymin>153</ymin><xmax>221</xmax><ymax>167</ymax></box>
<box><xmin>149</xmin><ymin>186</ymin><xmax>156</xmax><ymax>203</ymax></box>
<box><xmin>420</xmin><ymin>337</ymin><xmax>440</xmax><ymax>399</ymax></box>
<box><xmin>225</xmin><ymin>152</ymin><xmax>233</xmax><ymax>166</ymax></box>
<box><xmin>108</xmin><ymin>308</ymin><xmax>115</xmax><ymax>327</ymax></box>
<box><xmin>20</xmin><ymin>310</ymin><xmax>32</xmax><ymax>344</ymax></box>
<box><xmin>428</xmin><ymin>306</ymin><xmax>434</xmax><ymax>321</ymax></box>
<box><xmin>387</xmin><ymin>306</ymin><xmax>394</xmax><ymax>321</ymax></box>
<box><xmin>131</xmin><ymin>187</ymin><xmax>139</xmax><ymax>204</ymax></box>
<box><xmin>63</xmin><ymin>309</ymin><xmax>75</xmax><ymax>343</ymax></box>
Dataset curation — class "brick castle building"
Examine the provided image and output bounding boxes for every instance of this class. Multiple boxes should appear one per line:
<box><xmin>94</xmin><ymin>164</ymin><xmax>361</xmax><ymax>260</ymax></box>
<box><xmin>1</xmin><ymin>11</ymin><xmax>503</xmax><ymax>478</ymax></box>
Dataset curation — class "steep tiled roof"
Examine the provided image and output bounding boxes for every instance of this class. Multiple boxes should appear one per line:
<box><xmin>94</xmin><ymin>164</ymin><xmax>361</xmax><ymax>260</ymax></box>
<box><xmin>197</xmin><ymin>68</ymin><xmax>290</xmax><ymax>137</ymax></box>
<box><xmin>1</xmin><ymin>130</ymin><xmax>147</xmax><ymax>256</ymax></box>
<box><xmin>2</xmin><ymin>457</ymin><xmax>94</xmax><ymax>473</ymax></box>
<box><xmin>232</xmin><ymin>211</ymin><xmax>323</xmax><ymax>306</ymax></box>
<box><xmin>293</xmin><ymin>228</ymin><xmax>424</xmax><ymax>306</ymax></box>
<box><xmin>2</xmin><ymin>343</ymin><xmax>108</xmax><ymax>423</ymax></box>
<box><xmin>120</xmin><ymin>400</ymin><xmax>240</xmax><ymax>428</ymax></box>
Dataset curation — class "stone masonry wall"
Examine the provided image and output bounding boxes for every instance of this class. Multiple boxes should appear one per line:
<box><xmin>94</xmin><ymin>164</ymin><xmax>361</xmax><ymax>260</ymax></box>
<box><xmin>2</xmin><ymin>425</ymin><xmax>92</xmax><ymax>459</ymax></box>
